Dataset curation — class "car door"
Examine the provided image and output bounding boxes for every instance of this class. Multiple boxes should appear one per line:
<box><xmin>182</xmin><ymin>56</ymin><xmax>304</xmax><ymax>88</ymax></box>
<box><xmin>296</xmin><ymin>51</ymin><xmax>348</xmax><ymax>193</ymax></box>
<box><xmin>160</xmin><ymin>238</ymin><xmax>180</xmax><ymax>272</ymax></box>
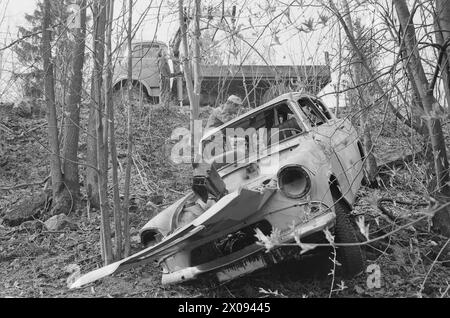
<box><xmin>132</xmin><ymin>43</ymin><xmax>162</xmax><ymax>88</ymax></box>
<box><xmin>312</xmin><ymin>99</ymin><xmax>364</xmax><ymax>198</ymax></box>
<box><xmin>296</xmin><ymin>97</ymin><xmax>363</xmax><ymax>200</ymax></box>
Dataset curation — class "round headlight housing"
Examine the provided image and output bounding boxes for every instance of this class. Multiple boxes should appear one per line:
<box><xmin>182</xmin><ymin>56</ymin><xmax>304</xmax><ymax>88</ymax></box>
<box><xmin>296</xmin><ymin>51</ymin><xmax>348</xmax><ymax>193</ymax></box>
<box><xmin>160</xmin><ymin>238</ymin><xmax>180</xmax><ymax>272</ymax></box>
<box><xmin>277</xmin><ymin>165</ymin><xmax>311</xmax><ymax>199</ymax></box>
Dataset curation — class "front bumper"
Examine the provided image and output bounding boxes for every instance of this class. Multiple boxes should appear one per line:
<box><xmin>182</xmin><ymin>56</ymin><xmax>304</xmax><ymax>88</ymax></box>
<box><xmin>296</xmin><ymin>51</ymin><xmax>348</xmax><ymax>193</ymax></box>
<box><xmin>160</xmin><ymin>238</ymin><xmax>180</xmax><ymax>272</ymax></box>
<box><xmin>160</xmin><ymin>210</ymin><xmax>335</xmax><ymax>285</ymax></box>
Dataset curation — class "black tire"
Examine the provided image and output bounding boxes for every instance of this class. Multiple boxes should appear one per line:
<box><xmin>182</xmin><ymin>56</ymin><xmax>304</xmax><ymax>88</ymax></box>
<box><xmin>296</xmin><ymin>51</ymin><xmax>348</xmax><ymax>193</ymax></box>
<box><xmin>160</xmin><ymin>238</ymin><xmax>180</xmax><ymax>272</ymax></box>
<box><xmin>333</xmin><ymin>200</ymin><xmax>364</xmax><ymax>278</ymax></box>
<box><xmin>113</xmin><ymin>85</ymin><xmax>149</xmax><ymax>111</ymax></box>
<box><xmin>112</xmin><ymin>85</ymin><xmax>152</xmax><ymax>133</ymax></box>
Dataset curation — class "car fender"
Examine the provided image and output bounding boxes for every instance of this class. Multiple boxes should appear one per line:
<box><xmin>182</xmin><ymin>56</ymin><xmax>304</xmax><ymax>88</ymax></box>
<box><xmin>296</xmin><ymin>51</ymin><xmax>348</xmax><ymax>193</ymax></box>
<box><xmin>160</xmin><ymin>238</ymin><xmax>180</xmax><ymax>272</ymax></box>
<box><xmin>113</xmin><ymin>76</ymin><xmax>155</xmax><ymax>97</ymax></box>
<box><xmin>278</xmin><ymin>137</ymin><xmax>349</xmax><ymax>207</ymax></box>
<box><xmin>139</xmin><ymin>192</ymin><xmax>195</xmax><ymax>245</ymax></box>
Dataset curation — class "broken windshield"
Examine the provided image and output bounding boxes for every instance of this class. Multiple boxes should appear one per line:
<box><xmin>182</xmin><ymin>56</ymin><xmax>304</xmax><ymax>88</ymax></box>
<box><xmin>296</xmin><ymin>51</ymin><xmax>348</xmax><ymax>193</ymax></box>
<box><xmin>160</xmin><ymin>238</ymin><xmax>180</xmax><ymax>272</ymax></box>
<box><xmin>297</xmin><ymin>97</ymin><xmax>331</xmax><ymax>127</ymax></box>
<box><xmin>201</xmin><ymin>102</ymin><xmax>305</xmax><ymax>165</ymax></box>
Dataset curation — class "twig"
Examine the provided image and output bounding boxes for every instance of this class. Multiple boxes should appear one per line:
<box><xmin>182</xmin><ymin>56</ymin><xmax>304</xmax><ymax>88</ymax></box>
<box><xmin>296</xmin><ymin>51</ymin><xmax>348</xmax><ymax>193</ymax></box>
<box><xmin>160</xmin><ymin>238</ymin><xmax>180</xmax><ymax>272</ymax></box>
<box><xmin>19</xmin><ymin>122</ymin><xmax>47</xmax><ymax>137</ymax></box>
<box><xmin>167</xmin><ymin>188</ymin><xmax>184</xmax><ymax>195</ymax></box>
<box><xmin>328</xmin><ymin>248</ymin><xmax>337</xmax><ymax>298</ymax></box>
<box><xmin>418</xmin><ymin>238</ymin><xmax>450</xmax><ymax>297</ymax></box>
<box><xmin>132</xmin><ymin>155</ymin><xmax>158</xmax><ymax>210</ymax></box>
<box><xmin>440</xmin><ymin>282</ymin><xmax>450</xmax><ymax>298</ymax></box>
<box><xmin>280</xmin><ymin>215</ymin><xmax>428</xmax><ymax>249</ymax></box>
<box><xmin>39</xmin><ymin>231</ymin><xmax>69</xmax><ymax>235</ymax></box>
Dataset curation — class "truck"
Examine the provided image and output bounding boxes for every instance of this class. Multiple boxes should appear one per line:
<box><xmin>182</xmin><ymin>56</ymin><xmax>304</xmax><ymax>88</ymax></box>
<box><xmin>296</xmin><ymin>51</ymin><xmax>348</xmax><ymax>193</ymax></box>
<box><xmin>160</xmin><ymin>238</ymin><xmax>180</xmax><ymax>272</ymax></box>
<box><xmin>113</xmin><ymin>40</ymin><xmax>331</xmax><ymax>107</ymax></box>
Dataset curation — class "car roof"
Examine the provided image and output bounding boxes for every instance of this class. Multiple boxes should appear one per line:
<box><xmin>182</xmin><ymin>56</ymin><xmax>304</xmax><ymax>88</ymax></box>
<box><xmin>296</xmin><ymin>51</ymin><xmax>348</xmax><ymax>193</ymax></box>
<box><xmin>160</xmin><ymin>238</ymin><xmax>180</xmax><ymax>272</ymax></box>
<box><xmin>201</xmin><ymin>92</ymin><xmax>318</xmax><ymax>140</ymax></box>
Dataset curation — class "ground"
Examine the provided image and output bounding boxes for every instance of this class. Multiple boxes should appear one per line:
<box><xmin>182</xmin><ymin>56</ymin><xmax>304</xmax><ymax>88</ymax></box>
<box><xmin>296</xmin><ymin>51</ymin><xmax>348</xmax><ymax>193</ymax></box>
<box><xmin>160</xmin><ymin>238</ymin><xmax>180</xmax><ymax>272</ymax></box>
<box><xmin>0</xmin><ymin>103</ymin><xmax>449</xmax><ymax>298</ymax></box>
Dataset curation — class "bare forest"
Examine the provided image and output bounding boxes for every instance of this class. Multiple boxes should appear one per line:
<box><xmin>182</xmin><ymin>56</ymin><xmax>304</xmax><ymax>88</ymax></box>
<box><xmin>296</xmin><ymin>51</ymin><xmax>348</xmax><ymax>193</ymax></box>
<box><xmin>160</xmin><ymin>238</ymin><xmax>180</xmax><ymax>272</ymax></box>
<box><xmin>0</xmin><ymin>0</ymin><xmax>450</xmax><ymax>300</ymax></box>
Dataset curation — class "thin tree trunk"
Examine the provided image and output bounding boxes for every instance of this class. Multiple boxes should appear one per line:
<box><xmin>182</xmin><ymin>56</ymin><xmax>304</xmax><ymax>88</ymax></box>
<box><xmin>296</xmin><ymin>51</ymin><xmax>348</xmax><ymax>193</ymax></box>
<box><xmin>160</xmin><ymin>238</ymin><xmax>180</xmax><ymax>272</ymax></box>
<box><xmin>110</xmin><ymin>101</ymin><xmax>122</xmax><ymax>260</ymax></box>
<box><xmin>435</xmin><ymin>1</ymin><xmax>450</xmax><ymax>109</ymax></box>
<box><xmin>335</xmin><ymin>23</ymin><xmax>342</xmax><ymax>117</ymax></box>
<box><xmin>394</xmin><ymin>0</ymin><xmax>450</xmax><ymax>191</ymax></box>
<box><xmin>86</xmin><ymin>1</ymin><xmax>103</xmax><ymax>210</ymax></box>
<box><xmin>123</xmin><ymin>0</ymin><xmax>133</xmax><ymax>257</ymax></box>
<box><xmin>105</xmin><ymin>0</ymin><xmax>122</xmax><ymax>261</ymax></box>
<box><xmin>42</xmin><ymin>0</ymin><xmax>63</xmax><ymax>201</ymax></box>
<box><xmin>103</xmin><ymin>0</ymin><xmax>111</xmax><ymax>201</ymax></box>
<box><xmin>171</xmin><ymin>27</ymin><xmax>183</xmax><ymax>107</ymax></box>
<box><xmin>193</xmin><ymin>0</ymin><xmax>202</xmax><ymax>110</ymax></box>
<box><xmin>192</xmin><ymin>0</ymin><xmax>202</xmax><ymax>162</ymax></box>
<box><xmin>92</xmin><ymin>0</ymin><xmax>113</xmax><ymax>265</ymax></box>
<box><xmin>341</xmin><ymin>0</ymin><xmax>378</xmax><ymax>185</ymax></box>
<box><xmin>381</xmin><ymin>13</ymin><xmax>426</xmax><ymax>130</ymax></box>
<box><xmin>171</xmin><ymin>12</ymin><xmax>192</xmax><ymax>108</ymax></box>
<box><xmin>0</xmin><ymin>27</ymin><xmax>6</xmax><ymax>85</ymax></box>
<box><xmin>63</xmin><ymin>0</ymin><xmax>87</xmax><ymax>206</ymax></box>
<box><xmin>328</xmin><ymin>0</ymin><xmax>425</xmax><ymax>135</ymax></box>
<box><xmin>178</xmin><ymin>0</ymin><xmax>198</xmax><ymax>163</ymax></box>
<box><xmin>394</xmin><ymin>0</ymin><xmax>450</xmax><ymax>236</ymax></box>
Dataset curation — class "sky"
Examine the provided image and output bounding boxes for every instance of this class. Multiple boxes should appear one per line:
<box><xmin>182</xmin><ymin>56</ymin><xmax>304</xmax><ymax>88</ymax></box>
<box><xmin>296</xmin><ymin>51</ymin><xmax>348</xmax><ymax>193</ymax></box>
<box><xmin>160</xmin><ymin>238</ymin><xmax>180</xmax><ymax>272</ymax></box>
<box><xmin>0</xmin><ymin>0</ymin><xmax>341</xmax><ymax>65</ymax></box>
<box><xmin>0</xmin><ymin>0</ymin><xmax>346</xmax><ymax>104</ymax></box>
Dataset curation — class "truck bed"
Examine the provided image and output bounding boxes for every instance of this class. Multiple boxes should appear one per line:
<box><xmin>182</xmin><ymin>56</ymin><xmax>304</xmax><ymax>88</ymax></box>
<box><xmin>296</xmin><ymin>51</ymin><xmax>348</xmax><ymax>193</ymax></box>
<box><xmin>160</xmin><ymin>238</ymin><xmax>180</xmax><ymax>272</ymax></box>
<box><xmin>200</xmin><ymin>64</ymin><xmax>330</xmax><ymax>81</ymax></box>
<box><xmin>181</xmin><ymin>64</ymin><xmax>331</xmax><ymax>107</ymax></box>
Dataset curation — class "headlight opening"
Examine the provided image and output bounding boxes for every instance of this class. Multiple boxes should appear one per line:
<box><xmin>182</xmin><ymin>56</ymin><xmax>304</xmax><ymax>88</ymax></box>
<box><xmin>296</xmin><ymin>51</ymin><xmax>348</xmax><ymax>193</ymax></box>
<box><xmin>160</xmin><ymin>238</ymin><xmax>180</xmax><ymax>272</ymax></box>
<box><xmin>277</xmin><ymin>165</ymin><xmax>311</xmax><ymax>199</ymax></box>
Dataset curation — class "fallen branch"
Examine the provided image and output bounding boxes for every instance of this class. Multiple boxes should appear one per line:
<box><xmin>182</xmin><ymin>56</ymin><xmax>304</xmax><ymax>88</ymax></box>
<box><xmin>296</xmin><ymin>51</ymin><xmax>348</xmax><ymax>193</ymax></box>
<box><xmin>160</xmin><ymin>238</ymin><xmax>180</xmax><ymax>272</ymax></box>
<box><xmin>19</xmin><ymin>122</ymin><xmax>47</xmax><ymax>137</ymax></box>
<box><xmin>377</xmin><ymin>151</ymin><xmax>421</xmax><ymax>172</ymax></box>
<box><xmin>419</xmin><ymin>238</ymin><xmax>450</xmax><ymax>297</ymax></box>
<box><xmin>0</xmin><ymin>176</ymin><xmax>50</xmax><ymax>191</ymax></box>
<box><xmin>377</xmin><ymin>198</ymin><xmax>429</xmax><ymax>221</ymax></box>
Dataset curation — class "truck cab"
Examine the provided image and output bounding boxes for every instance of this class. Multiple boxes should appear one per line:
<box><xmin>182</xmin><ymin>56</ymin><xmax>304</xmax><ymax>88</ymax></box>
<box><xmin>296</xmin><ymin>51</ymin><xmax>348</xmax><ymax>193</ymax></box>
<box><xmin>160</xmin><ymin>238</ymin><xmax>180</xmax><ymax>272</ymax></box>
<box><xmin>113</xmin><ymin>40</ymin><xmax>169</xmax><ymax>101</ymax></box>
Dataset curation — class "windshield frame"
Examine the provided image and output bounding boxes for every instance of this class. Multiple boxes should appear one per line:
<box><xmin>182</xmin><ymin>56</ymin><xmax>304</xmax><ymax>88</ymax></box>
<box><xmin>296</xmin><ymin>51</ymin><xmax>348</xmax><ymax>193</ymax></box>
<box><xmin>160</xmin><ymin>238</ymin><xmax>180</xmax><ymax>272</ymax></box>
<box><xmin>200</xmin><ymin>98</ymin><xmax>307</xmax><ymax>169</ymax></box>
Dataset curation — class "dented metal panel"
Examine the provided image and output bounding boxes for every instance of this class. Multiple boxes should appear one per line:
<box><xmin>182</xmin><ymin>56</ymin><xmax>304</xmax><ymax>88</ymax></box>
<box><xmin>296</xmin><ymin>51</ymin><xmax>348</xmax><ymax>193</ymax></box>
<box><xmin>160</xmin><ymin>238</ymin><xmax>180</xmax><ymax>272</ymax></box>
<box><xmin>70</xmin><ymin>92</ymin><xmax>363</xmax><ymax>289</ymax></box>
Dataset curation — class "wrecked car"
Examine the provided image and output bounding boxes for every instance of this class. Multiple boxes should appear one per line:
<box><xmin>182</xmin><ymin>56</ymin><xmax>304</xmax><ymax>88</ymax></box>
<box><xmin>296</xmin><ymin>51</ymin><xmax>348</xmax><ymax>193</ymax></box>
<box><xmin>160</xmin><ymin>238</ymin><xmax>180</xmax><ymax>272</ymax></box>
<box><xmin>70</xmin><ymin>92</ymin><xmax>365</xmax><ymax>289</ymax></box>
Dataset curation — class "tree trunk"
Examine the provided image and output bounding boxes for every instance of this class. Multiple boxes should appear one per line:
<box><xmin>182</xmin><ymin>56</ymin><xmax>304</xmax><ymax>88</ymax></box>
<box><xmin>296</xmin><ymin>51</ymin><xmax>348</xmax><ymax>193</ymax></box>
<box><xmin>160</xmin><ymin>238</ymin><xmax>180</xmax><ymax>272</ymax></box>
<box><xmin>435</xmin><ymin>1</ymin><xmax>450</xmax><ymax>109</ymax></box>
<box><xmin>86</xmin><ymin>1</ymin><xmax>106</xmax><ymax>210</ymax></box>
<box><xmin>42</xmin><ymin>0</ymin><xmax>63</xmax><ymax>203</ymax></box>
<box><xmin>341</xmin><ymin>0</ymin><xmax>378</xmax><ymax>186</ymax></box>
<box><xmin>382</xmin><ymin>15</ymin><xmax>427</xmax><ymax>131</ymax></box>
<box><xmin>328</xmin><ymin>0</ymin><xmax>426</xmax><ymax>135</ymax></box>
<box><xmin>394</xmin><ymin>0</ymin><xmax>450</xmax><ymax>236</ymax></box>
<box><xmin>434</xmin><ymin>0</ymin><xmax>450</xmax><ymax>237</ymax></box>
<box><xmin>91</xmin><ymin>0</ymin><xmax>113</xmax><ymax>265</ymax></box>
<box><xmin>178</xmin><ymin>0</ymin><xmax>199</xmax><ymax>163</ymax></box>
<box><xmin>193</xmin><ymin>0</ymin><xmax>202</xmax><ymax>112</ymax></box>
<box><xmin>123</xmin><ymin>0</ymin><xmax>133</xmax><ymax>257</ymax></box>
<box><xmin>105</xmin><ymin>0</ymin><xmax>122</xmax><ymax>261</ymax></box>
<box><xmin>335</xmin><ymin>23</ymin><xmax>342</xmax><ymax>117</ymax></box>
<box><xmin>63</xmin><ymin>0</ymin><xmax>87</xmax><ymax>206</ymax></box>
<box><xmin>171</xmin><ymin>27</ymin><xmax>183</xmax><ymax>106</ymax></box>
<box><xmin>192</xmin><ymin>0</ymin><xmax>202</xmax><ymax>162</ymax></box>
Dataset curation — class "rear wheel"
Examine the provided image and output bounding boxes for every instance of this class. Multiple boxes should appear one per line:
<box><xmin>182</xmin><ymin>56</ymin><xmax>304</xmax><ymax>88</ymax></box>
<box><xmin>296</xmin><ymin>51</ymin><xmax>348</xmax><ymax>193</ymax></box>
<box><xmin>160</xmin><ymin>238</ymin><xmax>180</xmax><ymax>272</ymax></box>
<box><xmin>113</xmin><ymin>84</ymin><xmax>149</xmax><ymax>116</ymax></box>
<box><xmin>333</xmin><ymin>200</ymin><xmax>364</xmax><ymax>278</ymax></box>
<box><xmin>112</xmin><ymin>84</ymin><xmax>152</xmax><ymax>139</ymax></box>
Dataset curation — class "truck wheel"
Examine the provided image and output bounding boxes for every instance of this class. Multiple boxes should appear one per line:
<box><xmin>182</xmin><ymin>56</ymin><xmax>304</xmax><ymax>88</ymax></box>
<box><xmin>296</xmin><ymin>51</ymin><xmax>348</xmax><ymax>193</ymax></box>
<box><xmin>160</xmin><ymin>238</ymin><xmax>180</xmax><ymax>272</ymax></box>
<box><xmin>113</xmin><ymin>85</ymin><xmax>150</xmax><ymax>126</ymax></box>
<box><xmin>113</xmin><ymin>85</ymin><xmax>148</xmax><ymax>108</ymax></box>
<box><xmin>333</xmin><ymin>200</ymin><xmax>364</xmax><ymax>278</ymax></box>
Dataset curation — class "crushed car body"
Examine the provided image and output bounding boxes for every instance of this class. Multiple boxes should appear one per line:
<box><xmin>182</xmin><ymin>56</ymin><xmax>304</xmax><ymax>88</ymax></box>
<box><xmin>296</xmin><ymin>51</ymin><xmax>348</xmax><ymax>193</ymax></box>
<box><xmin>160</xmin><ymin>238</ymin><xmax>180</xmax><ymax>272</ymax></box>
<box><xmin>70</xmin><ymin>92</ymin><xmax>365</xmax><ymax>289</ymax></box>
